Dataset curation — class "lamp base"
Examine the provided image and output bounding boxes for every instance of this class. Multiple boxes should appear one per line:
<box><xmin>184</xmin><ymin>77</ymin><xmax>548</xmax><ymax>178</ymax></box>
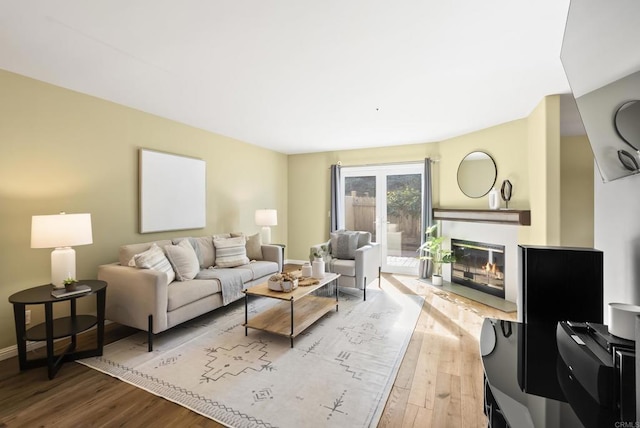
<box><xmin>261</xmin><ymin>226</ymin><xmax>272</xmax><ymax>245</ymax></box>
<box><xmin>51</xmin><ymin>247</ymin><xmax>76</xmax><ymax>289</ymax></box>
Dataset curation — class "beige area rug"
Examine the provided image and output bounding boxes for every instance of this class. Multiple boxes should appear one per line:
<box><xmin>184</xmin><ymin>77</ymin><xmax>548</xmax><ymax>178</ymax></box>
<box><xmin>79</xmin><ymin>285</ymin><xmax>424</xmax><ymax>428</ymax></box>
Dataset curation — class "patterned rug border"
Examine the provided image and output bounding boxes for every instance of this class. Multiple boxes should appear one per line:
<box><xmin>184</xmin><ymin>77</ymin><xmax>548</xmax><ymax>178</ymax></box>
<box><xmin>83</xmin><ymin>353</ymin><xmax>275</xmax><ymax>428</ymax></box>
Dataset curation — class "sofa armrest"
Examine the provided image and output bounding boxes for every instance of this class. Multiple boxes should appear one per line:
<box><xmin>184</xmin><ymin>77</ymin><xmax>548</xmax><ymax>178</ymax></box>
<box><xmin>355</xmin><ymin>242</ymin><xmax>381</xmax><ymax>289</ymax></box>
<box><xmin>261</xmin><ymin>244</ymin><xmax>283</xmax><ymax>272</ymax></box>
<box><xmin>97</xmin><ymin>263</ymin><xmax>171</xmax><ymax>334</ymax></box>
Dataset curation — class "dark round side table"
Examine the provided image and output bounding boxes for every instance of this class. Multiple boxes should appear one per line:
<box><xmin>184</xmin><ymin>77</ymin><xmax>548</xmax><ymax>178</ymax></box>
<box><xmin>8</xmin><ymin>280</ymin><xmax>107</xmax><ymax>379</ymax></box>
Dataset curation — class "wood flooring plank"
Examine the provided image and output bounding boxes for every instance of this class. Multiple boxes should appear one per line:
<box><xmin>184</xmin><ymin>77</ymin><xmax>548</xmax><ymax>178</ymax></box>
<box><xmin>407</xmin><ymin>332</ymin><xmax>441</xmax><ymax>409</ymax></box>
<box><xmin>378</xmin><ymin>385</ymin><xmax>411</xmax><ymax>428</ymax></box>
<box><xmin>401</xmin><ymin>403</ymin><xmax>433</xmax><ymax>428</ymax></box>
<box><xmin>393</xmin><ymin>330</ymin><xmax>424</xmax><ymax>390</ymax></box>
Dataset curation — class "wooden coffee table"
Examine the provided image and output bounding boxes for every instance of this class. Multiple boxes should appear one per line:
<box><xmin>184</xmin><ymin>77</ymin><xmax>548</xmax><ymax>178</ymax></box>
<box><xmin>243</xmin><ymin>272</ymin><xmax>340</xmax><ymax>347</ymax></box>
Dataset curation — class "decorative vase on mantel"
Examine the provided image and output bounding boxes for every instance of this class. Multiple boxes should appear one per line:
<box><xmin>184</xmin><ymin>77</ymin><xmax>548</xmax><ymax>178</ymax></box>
<box><xmin>312</xmin><ymin>258</ymin><xmax>325</xmax><ymax>279</ymax></box>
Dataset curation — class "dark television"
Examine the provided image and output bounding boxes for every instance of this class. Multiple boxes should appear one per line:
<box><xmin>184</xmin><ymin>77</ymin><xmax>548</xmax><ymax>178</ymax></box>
<box><xmin>561</xmin><ymin>0</ymin><xmax>640</xmax><ymax>182</ymax></box>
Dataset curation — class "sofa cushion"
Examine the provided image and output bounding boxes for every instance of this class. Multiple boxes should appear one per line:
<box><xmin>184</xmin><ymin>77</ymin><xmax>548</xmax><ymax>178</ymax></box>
<box><xmin>173</xmin><ymin>236</ymin><xmax>215</xmax><ymax>269</ymax></box>
<box><xmin>167</xmin><ymin>279</ymin><xmax>221</xmax><ymax>311</ymax></box>
<box><xmin>165</xmin><ymin>239</ymin><xmax>200</xmax><ymax>281</ymax></box>
<box><xmin>131</xmin><ymin>243</ymin><xmax>176</xmax><ymax>283</ymax></box>
<box><xmin>197</xmin><ymin>266</ymin><xmax>253</xmax><ymax>284</ymax></box>
<box><xmin>214</xmin><ymin>236</ymin><xmax>250</xmax><ymax>268</ymax></box>
<box><xmin>193</xmin><ymin>236</ymin><xmax>215</xmax><ymax>268</ymax></box>
<box><xmin>330</xmin><ymin>231</ymin><xmax>359</xmax><ymax>260</ymax></box>
<box><xmin>234</xmin><ymin>261</ymin><xmax>278</xmax><ymax>281</ymax></box>
<box><xmin>245</xmin><ymin>233</ymin><xmax>263</xmax><ymax>260</ymax></box>
<box><xmin>230</xmin><ymin>232</ymin><xmax>263</xmax><ymax>260</ymax></box>
<box><xmin>119</xmin><ymin>240</ymin><xmax>173</xmax><ymax>267</ymax></box>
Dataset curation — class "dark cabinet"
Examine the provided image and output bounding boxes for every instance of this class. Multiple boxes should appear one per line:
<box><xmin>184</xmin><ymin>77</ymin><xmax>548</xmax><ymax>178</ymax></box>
<box><xmin>518</xmin><ymin>245</ymin><xmax>603</xmax><ymax>324</ymax></box>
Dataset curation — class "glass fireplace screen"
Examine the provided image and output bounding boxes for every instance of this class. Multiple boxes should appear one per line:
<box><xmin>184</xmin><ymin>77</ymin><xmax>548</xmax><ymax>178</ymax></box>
<box><xmin>451</xmin><ymin>239</ymin><xmax>505</xmax><ymax>298</ymax></box>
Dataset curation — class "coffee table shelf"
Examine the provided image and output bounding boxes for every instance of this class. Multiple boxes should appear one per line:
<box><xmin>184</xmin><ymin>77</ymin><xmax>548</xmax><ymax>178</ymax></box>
<box><xmin>244</xmin><ymin>272</ymin><xmax>340</xmax><ymax>347</ymax></box>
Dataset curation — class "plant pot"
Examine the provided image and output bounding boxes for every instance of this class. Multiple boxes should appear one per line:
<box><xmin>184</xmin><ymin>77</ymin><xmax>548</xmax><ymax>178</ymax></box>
<box><xmin>431</xmin><ymin>274</ymin><xmax>443</xmax><ymax>286</ymax></box>
<box><xmin>64</xmin><ymin>282</ymin><xmax>79</xmax><ymax>292</ymax></box>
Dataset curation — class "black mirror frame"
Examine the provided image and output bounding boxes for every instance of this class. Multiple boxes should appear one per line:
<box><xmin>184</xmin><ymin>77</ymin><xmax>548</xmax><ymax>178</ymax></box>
<box><xmin>457</xmin><ymin>151</ymin><xmax>497</xmax><ymax>199</ymax></box>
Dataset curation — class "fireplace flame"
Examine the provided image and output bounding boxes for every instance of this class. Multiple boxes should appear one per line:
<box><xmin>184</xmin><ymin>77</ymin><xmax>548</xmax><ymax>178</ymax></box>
<box><xmin>481</xmin><ymin>262</ymin><xmax>503</xmax><ymax>279</ymax></box>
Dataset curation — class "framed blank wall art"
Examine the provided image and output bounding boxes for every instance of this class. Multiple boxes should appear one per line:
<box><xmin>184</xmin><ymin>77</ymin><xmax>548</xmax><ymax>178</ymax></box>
<box><xmin>139</xmin><ymin>148</ymin><xmax>206</xmax><ymax>233</ymax></box>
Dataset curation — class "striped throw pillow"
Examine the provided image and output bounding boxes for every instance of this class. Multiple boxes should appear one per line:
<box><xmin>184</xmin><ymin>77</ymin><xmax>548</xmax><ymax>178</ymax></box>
<box><xmin>133</xmin><ymin>243</ymin><xmax>176</xmax><ymax>283</ymax></box>
<box><xmin>214</xmin><ymin>236</ymin><xmax>250</xmax><ymax>268</ymax></box>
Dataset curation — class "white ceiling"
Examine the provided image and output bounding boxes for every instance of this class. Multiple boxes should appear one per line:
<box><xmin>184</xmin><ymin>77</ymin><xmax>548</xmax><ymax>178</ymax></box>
<box><xmin>0</xmin><ymin>1</ymin><xmax>573</xmax><ymax>154</ymax></box>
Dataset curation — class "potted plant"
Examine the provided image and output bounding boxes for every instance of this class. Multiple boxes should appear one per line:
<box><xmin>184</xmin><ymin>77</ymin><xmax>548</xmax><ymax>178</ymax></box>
<box><xmin>310</xmin><ymin>243</ymin><xmax>329</xmax><ymax>279</ymax></box>
<box><xmin>63</xmin><ymin>277</ymin><xmax>79</xmax><ymax>292</ymax></box>
<box><xmin>310</xmin><ymin>243</ymin><xmax>329</xmax><ymax>261</ymax></box>
<box><xmin>418</xmin><ymin>223</ymin><xmax>456</xmax><ymax>285</ymax></box>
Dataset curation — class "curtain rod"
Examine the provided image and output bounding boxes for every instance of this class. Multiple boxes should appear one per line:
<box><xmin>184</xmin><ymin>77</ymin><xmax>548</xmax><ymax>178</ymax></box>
<box><xmin>332</xmin><ymin>158</ymin><xmax>439</xmax><ymax>168</ymax></box>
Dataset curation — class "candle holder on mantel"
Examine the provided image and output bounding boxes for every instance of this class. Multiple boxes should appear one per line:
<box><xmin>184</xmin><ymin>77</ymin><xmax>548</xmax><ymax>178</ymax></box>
<box><xmin>500</xmin><ymin>180</ymin><xmax>513</xmax><ymax>209</ymax></box>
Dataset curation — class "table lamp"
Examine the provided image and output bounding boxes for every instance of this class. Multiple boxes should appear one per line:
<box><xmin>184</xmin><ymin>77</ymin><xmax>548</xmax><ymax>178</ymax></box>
<box><xmin>31</xmin><ymin>212</ymin><xmax>93</xmax><ymax>289</ymax></box>
<box><xmin>255</xmin><ymin>209</ymin><xmax>277</xmax><ymax>244</ymax></box>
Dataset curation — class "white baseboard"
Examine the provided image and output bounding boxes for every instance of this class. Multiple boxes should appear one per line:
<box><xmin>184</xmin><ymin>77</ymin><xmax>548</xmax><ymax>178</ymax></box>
<box><xmin>0</xmin><ymin>340</ymin><xmax>45</xmax><ymax>361</ymax></box>
<box><xmin>286</xmin><ymin>259</ymin><xmax>306</xmax><ymax>266</ymax></box>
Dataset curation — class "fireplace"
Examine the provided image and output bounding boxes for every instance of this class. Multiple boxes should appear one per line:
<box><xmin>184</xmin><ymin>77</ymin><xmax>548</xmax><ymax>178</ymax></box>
<box><xmin>451</xmin><ymin>239</ymin><xmax>505</xmax><ymax>298</ymax></box>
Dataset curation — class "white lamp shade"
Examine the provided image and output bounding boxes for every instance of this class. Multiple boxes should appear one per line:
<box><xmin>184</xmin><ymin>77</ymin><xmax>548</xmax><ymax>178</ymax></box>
<box><xmin>31</xmin><ymin>213</ymin><xmax>93</xmax><ymax>248</ymax></box>
<box><xmin>255</xmin><ymin>209</ymin><xmax>277</xmax><ymax>227</ymax></box>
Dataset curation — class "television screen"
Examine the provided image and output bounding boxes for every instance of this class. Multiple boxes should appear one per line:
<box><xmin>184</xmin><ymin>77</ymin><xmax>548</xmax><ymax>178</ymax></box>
<box><xmin>561</xmin><ymin>0</ymin><xmax>640</xmax><ymax>182</ymax></box>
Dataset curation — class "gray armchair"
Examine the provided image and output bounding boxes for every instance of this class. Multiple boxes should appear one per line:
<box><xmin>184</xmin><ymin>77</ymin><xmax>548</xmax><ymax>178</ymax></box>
<box><xmin>310</xmin><ymin>230</ymin><xmax>381</xmax><ymax>300</ymax></box>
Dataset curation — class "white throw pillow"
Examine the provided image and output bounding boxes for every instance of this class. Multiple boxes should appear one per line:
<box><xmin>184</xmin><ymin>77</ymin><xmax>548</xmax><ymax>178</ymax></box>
<box><xmin>132</xmin><ymin>243</ymin><xmax>176</xmax><ymax>283</ymax></box>
<box><xmin>165</xmin><ymin>239</ymin><xmax>200</xmax><ymax>281</ymax></box>
<box><xmin>214</xmin><ymin>236</ymin><xmax>250</xmax><ymax>268</ymax></box>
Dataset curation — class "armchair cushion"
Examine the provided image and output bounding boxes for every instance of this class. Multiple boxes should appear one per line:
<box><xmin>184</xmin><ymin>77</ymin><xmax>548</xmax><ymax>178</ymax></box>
<box><xmin>356</xmin><ymin>231</ymin><xmax>372</xmax><ymax>248</ymax></box>
<box><xmin>330</xmin><ymin>230</ymin><xmax>359</xmax><ymax>259</ymax></box>
<box><xmin>328</xmin><ymin>259</ymin><xmax>356</xmax><ymax>277</ymax></box>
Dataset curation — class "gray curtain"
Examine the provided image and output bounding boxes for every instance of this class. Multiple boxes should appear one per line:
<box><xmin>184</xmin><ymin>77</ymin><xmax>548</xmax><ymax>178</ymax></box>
<box><xmin>419</xmin><ymin>158</ymin><xmax>434</xmax><ymax>279</ymax></box>
<box><xmin>330</xmin><ymin>164</ymin><xmax>343</xmax><ymax>232</ymax></box>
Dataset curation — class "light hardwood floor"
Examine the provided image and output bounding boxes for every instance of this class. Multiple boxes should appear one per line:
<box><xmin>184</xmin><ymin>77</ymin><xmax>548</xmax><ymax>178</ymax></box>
<box><xmin>0</xmin><ymin>270</ymin><xmax>515</xmax><ymax>427</ymax></box>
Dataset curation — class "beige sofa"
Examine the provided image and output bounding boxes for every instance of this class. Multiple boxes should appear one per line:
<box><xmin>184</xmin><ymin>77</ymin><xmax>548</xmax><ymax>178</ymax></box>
<box><xmin>98</xmin><ymin>234</ymin><xmax>282</xmax><ymax>350</ymax></box>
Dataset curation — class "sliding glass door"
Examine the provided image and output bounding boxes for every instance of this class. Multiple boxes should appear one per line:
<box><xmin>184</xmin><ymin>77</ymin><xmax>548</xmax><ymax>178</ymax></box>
<box><xmin>341</xmin><ymin>163</ymin><xmax>423</xmax><ymax>275</ymax></box>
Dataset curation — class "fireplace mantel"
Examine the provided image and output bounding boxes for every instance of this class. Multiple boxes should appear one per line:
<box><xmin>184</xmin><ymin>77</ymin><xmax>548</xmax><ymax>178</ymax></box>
<box><xmin>433</xmin><ymin>208</ymin><xmax>531</xmax><ymax>225</ymax></box>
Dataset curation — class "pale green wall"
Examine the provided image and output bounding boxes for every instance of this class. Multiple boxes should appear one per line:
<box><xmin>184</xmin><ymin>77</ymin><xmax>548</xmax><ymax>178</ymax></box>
<box><xmin>0</xmin><ymin>70</ymin><xmax>287</xmax><ymax>349</ymax></box>
<box><xmin>521</xmin><ymin>95</ymin><xmax>562</xmax><ymax>246</ymax></box>
<box><xmin>561</xmin><ymin>135</ymin><xmax>594</xmax><ymax>247</ymax></box>
<box><xmin>288</xmin><ymin>117</ymin><xmax>537</xmax><ymax>261</ymax></box>
<box><xmin>437</xmin><ymin>119</ymin><xmax>530</xmax><ymax>210</ymax></box>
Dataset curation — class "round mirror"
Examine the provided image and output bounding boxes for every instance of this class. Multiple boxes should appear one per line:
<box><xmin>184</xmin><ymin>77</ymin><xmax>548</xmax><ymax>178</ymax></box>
<box><xmin>614</xmin><ymin>100</ymin><xmax>640</xmax><ymax>151</ymax></box>
<box><xmin>457</xmin><ymin>151</ymin><xmax>497</xmax><ymax>198</ymax></box>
